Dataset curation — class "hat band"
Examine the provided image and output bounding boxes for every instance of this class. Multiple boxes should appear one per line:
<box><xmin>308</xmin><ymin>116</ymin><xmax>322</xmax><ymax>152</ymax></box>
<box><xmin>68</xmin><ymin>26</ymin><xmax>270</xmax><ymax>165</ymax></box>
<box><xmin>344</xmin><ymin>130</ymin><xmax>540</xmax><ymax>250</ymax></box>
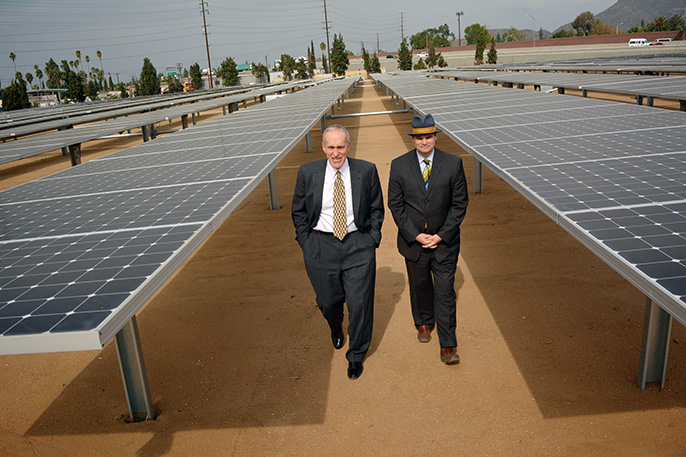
<box><xmin>411</xmin><ymin>126</ymin><xmax>438</xmax><ymax>135</ymax></box>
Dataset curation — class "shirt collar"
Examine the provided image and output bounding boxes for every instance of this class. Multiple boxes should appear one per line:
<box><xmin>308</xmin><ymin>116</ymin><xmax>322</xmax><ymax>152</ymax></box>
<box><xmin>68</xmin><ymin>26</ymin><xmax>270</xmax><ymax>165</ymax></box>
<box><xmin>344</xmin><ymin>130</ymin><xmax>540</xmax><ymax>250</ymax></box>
<box><xmin>327</xmin><ymin>158</ymin><xmax>349</xmax><ymax>175</ymax></box>
<box><xmin>416</xmin><ymin>149</ymin><xmax>435</xmax><ymax>164</ymax></box>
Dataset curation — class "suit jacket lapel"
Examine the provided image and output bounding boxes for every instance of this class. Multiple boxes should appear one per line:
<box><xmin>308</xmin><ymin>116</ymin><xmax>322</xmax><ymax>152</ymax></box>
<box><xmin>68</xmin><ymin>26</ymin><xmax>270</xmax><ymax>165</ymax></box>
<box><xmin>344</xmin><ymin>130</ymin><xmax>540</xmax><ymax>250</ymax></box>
<box><xmin>349</xmin><ymin>158</ymin><xmax>362</xmax><ymax>219</ymax></box>
<box><xmin>312</xmin><ymin>160</ymin><xmax>326</xmax><ymax>219</ymax></box>
<box><xmin>426</xmin><ymin>149</ymin><xmax>443</xmax><ymax>194</ymax></box>
<box><xmin>409</xmin><ymin>150</ymin><xmax>427</xmax><ymax>194</ymax></box>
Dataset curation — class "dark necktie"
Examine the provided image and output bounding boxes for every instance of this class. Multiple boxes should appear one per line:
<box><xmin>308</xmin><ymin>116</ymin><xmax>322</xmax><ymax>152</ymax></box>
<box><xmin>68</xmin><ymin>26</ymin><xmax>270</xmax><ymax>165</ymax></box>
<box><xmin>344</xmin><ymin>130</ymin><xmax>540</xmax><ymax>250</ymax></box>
<box><xmin>422</xmin><ymin>159</ymin><xmax>431</xmax><ymax>190</ymax></box>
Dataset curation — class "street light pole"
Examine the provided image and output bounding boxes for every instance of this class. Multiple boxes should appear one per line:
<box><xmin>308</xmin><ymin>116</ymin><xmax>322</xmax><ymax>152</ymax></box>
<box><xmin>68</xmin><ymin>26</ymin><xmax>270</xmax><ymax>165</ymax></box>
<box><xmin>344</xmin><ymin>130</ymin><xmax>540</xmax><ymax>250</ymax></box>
<box><xmin>456</xmin><ymin>11</ymin><xmax>464</xmax><ymax>47</ymax></box>
<box><xmin>527</xmin><ymin>14</ymin><xmax>535</xmax><ymax>48</ymax></box>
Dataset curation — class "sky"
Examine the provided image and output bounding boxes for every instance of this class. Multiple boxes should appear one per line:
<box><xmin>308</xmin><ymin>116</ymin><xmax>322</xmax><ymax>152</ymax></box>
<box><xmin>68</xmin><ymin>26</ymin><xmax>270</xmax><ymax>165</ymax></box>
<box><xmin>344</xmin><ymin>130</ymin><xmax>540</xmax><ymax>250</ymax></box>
<box><xmin>0</xmin><ymin>0</ymin><xmax>618</xmax><ymax>86</ymax></box>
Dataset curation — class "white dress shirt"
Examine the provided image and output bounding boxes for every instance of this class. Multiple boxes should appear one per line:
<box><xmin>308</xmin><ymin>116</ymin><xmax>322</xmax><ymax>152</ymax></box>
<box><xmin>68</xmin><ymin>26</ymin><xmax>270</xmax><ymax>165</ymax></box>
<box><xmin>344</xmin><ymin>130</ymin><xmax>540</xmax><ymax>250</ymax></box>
<box><xmin>314</xmin><ymin>159</ymin><xmax>358</xmax><ymax>233</ymax></box>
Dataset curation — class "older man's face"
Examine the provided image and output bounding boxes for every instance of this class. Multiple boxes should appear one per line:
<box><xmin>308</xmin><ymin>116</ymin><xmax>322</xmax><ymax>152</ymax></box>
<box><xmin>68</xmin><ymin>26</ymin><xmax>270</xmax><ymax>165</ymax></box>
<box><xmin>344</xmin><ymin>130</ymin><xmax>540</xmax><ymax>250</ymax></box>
<box><xmin>413</xmin><ymin>134</ymin><xmax>437</xmax><ymax>158</ymax></box>
<box><xmin>322</xmin><ymin>129</ymin><xmax>350</xmax><ymax>169</ymax></box>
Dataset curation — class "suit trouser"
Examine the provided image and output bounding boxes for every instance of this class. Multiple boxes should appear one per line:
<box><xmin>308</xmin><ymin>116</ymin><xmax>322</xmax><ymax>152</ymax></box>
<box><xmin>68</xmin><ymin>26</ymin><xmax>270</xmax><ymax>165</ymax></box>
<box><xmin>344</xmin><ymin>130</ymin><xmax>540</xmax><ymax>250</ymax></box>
<box><xmin>405</xmin><ymin>249</ymin><xmax>458</xmax><ymax>348</ymax></box>
<box><xmin>303</xmin><ymin>230</ymin><xmax>376</xmax><ymax>363</ymax></box>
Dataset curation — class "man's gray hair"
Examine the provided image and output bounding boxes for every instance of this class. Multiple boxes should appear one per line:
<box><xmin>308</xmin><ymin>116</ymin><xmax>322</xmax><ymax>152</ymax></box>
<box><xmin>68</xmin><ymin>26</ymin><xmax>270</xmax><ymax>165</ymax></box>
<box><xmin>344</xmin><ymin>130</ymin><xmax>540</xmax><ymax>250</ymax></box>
<box><xmin>322</xmin><ymin>124</ymin><xmax>351</xmax><ymax>144</ymax></box>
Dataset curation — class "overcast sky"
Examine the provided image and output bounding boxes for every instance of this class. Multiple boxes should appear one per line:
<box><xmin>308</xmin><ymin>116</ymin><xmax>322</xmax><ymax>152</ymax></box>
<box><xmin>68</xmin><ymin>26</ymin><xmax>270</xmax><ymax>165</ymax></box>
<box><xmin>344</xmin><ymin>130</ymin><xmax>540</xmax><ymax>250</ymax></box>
<box><xmin>0</xmin><ymin>0</ymin><xmax>618</xmax><ymax>86</ymax></box>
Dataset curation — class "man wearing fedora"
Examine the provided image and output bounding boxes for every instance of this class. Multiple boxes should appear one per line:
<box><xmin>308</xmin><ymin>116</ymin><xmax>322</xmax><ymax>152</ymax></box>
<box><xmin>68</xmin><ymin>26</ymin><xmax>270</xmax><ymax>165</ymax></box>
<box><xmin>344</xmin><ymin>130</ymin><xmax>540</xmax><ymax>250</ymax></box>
<box><xmin>388</xmin><ymin>114</ymin><xmax>468</xmax><ymax>364</ymax></box>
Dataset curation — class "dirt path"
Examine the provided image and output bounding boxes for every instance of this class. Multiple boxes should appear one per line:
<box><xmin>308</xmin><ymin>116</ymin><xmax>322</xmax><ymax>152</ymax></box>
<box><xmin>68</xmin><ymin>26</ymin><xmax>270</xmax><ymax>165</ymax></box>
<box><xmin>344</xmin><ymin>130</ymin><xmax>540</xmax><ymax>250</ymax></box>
<box><xmin>2</xmin><ymin>81</ymin><xmax>686</xmax><ymax>457</ymax></box>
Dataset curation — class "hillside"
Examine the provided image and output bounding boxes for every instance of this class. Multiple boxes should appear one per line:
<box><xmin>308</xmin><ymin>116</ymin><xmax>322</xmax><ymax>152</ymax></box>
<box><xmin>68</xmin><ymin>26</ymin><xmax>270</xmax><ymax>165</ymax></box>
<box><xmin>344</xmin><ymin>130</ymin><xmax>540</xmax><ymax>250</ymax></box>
<box><xmin>558</xmin><ymin>0</ymin><xmax>686</xmax><ymax>32</ymax></box>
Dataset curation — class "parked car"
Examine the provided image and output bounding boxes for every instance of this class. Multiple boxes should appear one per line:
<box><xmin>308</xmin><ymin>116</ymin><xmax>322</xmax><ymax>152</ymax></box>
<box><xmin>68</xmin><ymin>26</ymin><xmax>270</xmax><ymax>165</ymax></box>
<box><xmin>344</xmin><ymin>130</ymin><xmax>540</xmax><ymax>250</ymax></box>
<box><xmin>649</xmin><ymin>41</ymin><xmax>663</xmax><ymax>46</ymax></box>
<box><xmin>628</xmin><ymin>38</ymin><xmax>649</xmax><ymax>47</ymax></box>
<box><xmin>655</xmin><ymin>38</ymin><xmax>672</xmax><ymax>43</ymax></box>
<box><xmin>385</xmin><ymin>54</ymin><xmax>396</xmax><ymax>59</ymax></box>
<box><xmin>417</xmin><ymin>52</ymin><xmax>428</xmax><ymax>58</ymax></box>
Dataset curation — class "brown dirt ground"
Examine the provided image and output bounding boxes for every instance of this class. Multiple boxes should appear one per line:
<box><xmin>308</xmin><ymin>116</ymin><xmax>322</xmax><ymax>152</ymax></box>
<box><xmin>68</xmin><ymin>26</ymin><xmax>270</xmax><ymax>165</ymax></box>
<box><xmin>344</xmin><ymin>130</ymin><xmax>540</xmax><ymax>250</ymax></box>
<box><xmin>2</xmin><ymin>81</ymin><xmax>686</xmax><ymax>457</ymax></box>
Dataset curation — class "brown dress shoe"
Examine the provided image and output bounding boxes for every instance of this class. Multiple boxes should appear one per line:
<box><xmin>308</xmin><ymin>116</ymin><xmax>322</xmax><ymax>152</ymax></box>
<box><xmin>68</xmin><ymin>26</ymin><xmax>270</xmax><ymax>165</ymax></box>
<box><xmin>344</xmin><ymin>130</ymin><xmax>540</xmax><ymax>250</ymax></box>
<box><xmin>440</xmin><ymin>347</ymin><xmax>460</xmax><ymax>365</ymax></box>
<box><xmin>417</xmin><ymin>325</ymin><xmax>431</xmax><ymax>343</ymax></box>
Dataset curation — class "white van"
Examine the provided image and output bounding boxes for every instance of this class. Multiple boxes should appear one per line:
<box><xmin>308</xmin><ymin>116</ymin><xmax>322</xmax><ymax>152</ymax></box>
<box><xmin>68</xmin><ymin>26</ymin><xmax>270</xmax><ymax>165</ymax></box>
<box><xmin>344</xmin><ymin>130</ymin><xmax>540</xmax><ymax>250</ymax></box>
<box><xmin>628</xmin><ymin>38</ymin><xmax>649</xmax><ymax>47</ymax></box>
<box><xmin>655</xmin><ymin>38</ymin><xmax>672</xmax><ymax>43</ymax></box>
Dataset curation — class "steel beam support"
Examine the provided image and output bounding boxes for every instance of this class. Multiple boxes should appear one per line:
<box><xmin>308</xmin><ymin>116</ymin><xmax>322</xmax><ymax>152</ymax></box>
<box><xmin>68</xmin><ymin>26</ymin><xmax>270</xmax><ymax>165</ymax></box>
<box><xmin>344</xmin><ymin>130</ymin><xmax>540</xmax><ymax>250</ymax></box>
<box><xmin>268</xmin><ymin>169</ymin><xmax>280</xmax><ymax>210</ymax></box>
<box><xmin>305</xmin><ymin>131</ymin><xmax>313</xmax><ymax>153</ymax></box>
<box><xmin>68</xmin><ymin>143</ymin><xmax>81</xmax><ymax>166</ymax></box>
<box><xmin>321</xmin><ymin>115</ymin><xmax>328</xmax><ymax>132</ymax></box>
<box><xmin>115</xmin><ymin>316</ymin><xmax>156</xmax><ymax>421</ymax></box>
<box><xmin>638</xmin><ymin>298</ymin><xmax>672</xmax><ymax>390</ymax></box>
<box><xmin>473</xmin><ymin>158</ymin><xmax>483</xmax><ymax>194</ymax></box>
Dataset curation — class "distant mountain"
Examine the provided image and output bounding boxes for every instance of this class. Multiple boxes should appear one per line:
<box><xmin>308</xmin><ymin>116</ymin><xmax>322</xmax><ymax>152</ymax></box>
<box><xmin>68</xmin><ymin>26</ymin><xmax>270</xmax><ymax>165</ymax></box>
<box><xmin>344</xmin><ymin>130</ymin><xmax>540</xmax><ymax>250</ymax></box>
<box><xmin>558</xmin><ymin>0</ymin><xmax>686</xmax><ymax>32</ymax></box>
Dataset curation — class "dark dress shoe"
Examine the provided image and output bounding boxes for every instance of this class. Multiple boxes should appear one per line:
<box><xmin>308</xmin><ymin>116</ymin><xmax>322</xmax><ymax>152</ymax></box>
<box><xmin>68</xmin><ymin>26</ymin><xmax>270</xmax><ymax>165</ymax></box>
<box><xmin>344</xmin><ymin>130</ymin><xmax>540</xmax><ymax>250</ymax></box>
<box><xmin>332</xmin><ymin>328</ymin><xmax>344</xmax><ymax>349</ymax></box>
<box><xmin>417</xmin><ymin>325</ymin><xmax>431</xmax><ymax>343</ymax></box>
<box><xmin>348</xmin><ymin>361</ymin><xmax>363</xmax><ymax>379</ymax></box>
<box><xmin>440</xmin><ymin>347</ymin><xmax>460</xmax><ymax>365</ymax></box>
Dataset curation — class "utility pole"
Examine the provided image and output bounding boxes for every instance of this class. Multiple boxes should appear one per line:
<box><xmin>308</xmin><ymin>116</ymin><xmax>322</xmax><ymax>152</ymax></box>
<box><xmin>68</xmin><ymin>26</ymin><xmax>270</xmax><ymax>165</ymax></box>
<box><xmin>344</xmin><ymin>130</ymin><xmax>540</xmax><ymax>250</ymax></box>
<box><xmin>400</xmin><ymin>12</ymin><xmax>405</xmax><ymax>41</ymax></box>
<box><xmin>456</xmin><ymin>11</ymin><xmax>464</xmax><ymax>47</ymax></box>
<box><xmin>200</xmin><ymin>1</ymin><xmax>213</xmax><ymax>88</ymax></box>
<box><xmin>527</xmin><ymin>14</ymin><xmax>536</xmax><ymax>48</ymax></box>
<box><xmin>323</xmin><ymin>0</ymin><xmax>332</xmax><ymax>74</ymax></box>
<box><xmin>376</xmin><ymin>33</ymin><xmax>380</xmax><ymax>53</ymax></box>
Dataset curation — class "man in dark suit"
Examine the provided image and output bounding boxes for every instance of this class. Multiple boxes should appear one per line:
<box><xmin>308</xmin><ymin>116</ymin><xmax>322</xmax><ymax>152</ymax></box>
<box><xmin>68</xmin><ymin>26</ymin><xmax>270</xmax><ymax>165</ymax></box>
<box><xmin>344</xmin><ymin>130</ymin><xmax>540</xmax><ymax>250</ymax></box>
<box><xmin>388</xmin><ymin>114</ymin><xmax>468</xmax><ymax>364</ymax></box>
<box><xmin>292</xmin><ymin>124</ymin><xmax>384</xmax><ymax>379</ymax></box>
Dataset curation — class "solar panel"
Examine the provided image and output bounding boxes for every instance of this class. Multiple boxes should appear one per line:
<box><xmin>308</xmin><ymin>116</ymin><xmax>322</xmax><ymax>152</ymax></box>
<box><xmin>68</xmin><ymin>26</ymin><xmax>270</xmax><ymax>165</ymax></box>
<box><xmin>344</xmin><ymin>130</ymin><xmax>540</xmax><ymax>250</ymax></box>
<box><xmin>0</xmin><ymin>76</ymin><xmax>357</xmax><ymax>355</ymax></box>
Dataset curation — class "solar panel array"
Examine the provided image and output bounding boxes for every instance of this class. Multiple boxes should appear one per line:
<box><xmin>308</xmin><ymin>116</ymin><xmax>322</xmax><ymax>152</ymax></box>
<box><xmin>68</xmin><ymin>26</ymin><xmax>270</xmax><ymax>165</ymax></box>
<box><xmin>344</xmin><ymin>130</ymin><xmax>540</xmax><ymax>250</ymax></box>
<box><xmin>374</xmin><ymin>73</ymin><xmax>686</xmax><ymax>324</ymax></box>
<box><xmin>0</xmin><ymin>76</ymin><xmax>357</xmax><ymax>355</ymax></box>
<box><xmin>433</xmin><ymin>70</ymin><xmax>686</xmax><ymax>103</ymax></box>
<box><xmin>0</xmin><ymin>80</ymin><xmax>323</xmax><ymax>165</ymax></box>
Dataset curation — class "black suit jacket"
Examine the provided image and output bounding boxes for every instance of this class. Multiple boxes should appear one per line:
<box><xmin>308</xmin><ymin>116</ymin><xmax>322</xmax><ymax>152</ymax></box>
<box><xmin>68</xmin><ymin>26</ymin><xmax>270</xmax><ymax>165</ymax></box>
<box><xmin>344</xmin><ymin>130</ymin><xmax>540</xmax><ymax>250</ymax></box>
<box><xmin>292</xmin><ymin>157</ymin><xmax>384</xmax><ymax>252</ymax></box>
<box><xmin>388</xmin><ymin>148</ymin><xmax>468</xmax><ymax>263</ymax></box>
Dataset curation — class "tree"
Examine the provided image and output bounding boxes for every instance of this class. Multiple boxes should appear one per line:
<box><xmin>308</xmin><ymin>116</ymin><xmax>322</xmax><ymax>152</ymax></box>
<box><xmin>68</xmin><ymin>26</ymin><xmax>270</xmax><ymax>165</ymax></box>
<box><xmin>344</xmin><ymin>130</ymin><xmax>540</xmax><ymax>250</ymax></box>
<box><xmin>592</xmin><ymin>20</ymin><xmax>615</xmax><ymax>35</ymax></box>
<box><xmin>108</xmin><ymin>75</ymin><xmax>114</xmax><ymax>90</ymax></box>
<box><xmin>85</xmin><ymin>55</ymin><xmax>91</xmax><ymax>74</ymax></box>
<box><xmin>413</xmin><ymin>58</ymin><xmax>426</xmax><ymax>70</ymax></box>
<box><xmin>75</xmin><ymin>50</ymin><xmax>82</xmax><ymax>71</ymax></box>
<box><xmin>370</xmin><ymin>52</ymin><xmax>381</xmax><ymax>74</ymax></box>
<box><xmin>165</xmin><ymin>75</ymin><xmax>184</xmax><ymax>93</ymax></box>
<box><xmin>397</xmin><ymin>37</ymin><xmax>412</xmax><ymax>71</ymax></box>
<box><xmin>361</xmin><ymin>45</ymin><xmax>371</xmax><ymax>72</ymax></box>
<box><xmin>117</xmin><ymin>82</ymin><xmax>129</xmax><ymax>98</ymax></box>
<box><xmin>25</xmin><ymin>72</ymin><xmax>33</xmax><ymax>88</ymax></box>
<box><xmin>85</xmin><ymin>80</ymin><xmax>99</xmax><ymax>100</ymax></box>
<box><xmin>409</xmin><ymin>24</ymin><xmax>455</xmax><ymax>50</ymax></box>
<box><xmin>474</xmin><ymin>39</ymin><xmax>486</xmax><ymax>65</ymax></box>
<box><xmin>44</xmin><ymin>58</ymin><xmax>61</xmax><ymax>88</ymax></box>
<box><xmin>504</xmin><ymin>27</ymin><xmax>527</xmax><ymax>42</ymax></box>
<box><xmin>437</xmin><ymin>55</ymin><xmax>448</xmax><ymax>68</ymax></box>
<box><xmin>425</xmin><ymin>42</ymin><xmax>439</xmax><ymax>68</ymax></box>
<box><xmin>330</xmin><ymin>33</ymin><xmax>349</xmax><ymax>76</ymax></box>
<box><xmin>666</xmin><ymin>15</ymin><xmax>685</xmax><ymax>31</ymax></box>
<box><xmin>216</xmin><ymin>57</ymin><xmax>239</xmax><ymax>86</ymax></box>
<box><xmin>552</xmin><ymin>28</ymin><xmax>575</xmax><ymax>38</ymax></box>
<box><xmin>189</xmin><ymin>63</ymin><xmax>203</xmax><ymax>90</ymax></box>
<box><xmin>294</xmin><ymin>57</ymin><xmax>308</xmax><ymax>79</ymax></box>
<box><xmin>34</xmin><ymin>66</ymin><xmax>44</xmax><ymax>89</ymax></box>
<box><xmin>1</xmin><ymin>79</ymin><xmax>30</xmax><ymax>111</ymax></box>
<box><xmin>486</xmin><ymin>37</ymin><xmax>498</xmax><ymax>64</ymax></box>
<box><xmin>572</xmin><ymin>11</ymin><xmax>594</xmax><ymax>36</ymax></box>
<box><xmin>9</xmin><ymin>52</ymin><xmax>17</xmax><ymax>76</ymax></box>
<box><xmin>651</xmin><ymin>16</ymin><xmax>668</xmax><ymax>31</ymax></box>
<box><xmin>96</xmin><ymin>50</ymin><xmax>104</xmax><ymax>85</ymax></box>
<box><xmin>279</xmin><ymin>54</ymin><xmax>295</xmax><ymax>80</ymax></box>
<box><xmin>65</xmin><ymin>68</ymin><xmax>85</xmax><ymax>102</ymax></box>
<box><xmin>252</xmin><ymin>63</ymin><xmax>270</xmax><ymax>83</ymax></box>
<box><xmin>308</xmin><ymin>40</ymin><xmax>316</xmax><ymax>77</ymax></box>
<box><xmin>464</xmin><ymin>23</ymin><xmax>490</xmax><ymax>46</ymax></box>
<box><xmin>138</xmin><ymin>57</ymin><xmax>160</xmax><ymax>95</ymax></box>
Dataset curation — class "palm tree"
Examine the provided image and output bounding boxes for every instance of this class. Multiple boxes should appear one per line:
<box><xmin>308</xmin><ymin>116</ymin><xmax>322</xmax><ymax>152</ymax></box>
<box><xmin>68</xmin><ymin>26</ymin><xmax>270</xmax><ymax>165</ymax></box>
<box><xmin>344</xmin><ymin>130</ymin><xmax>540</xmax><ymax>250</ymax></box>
<box><xmin>85</xmin><ymin>55</ymin><xmax>90</xmax><ymax>74</ymax></box>
<box><xmin>96</xmin><ymin>50</ymin><xmax>105</xmax><ymax>88</ymax></box>
<box><xmin>9</xmin><ymin>52</ymin><xmax>16</xmax><ymax>76</ymax></box>
<box><xmin>35</xmin><ymin>67</ymin><xmax>44</xmax><ymax>89</ymax></box>
<box><xmin>652</xmin><ymin>16</ymin><xmax>667</xmax><ymax>31</ymax></box>
<box><xmin>75</xmin><ymin>50</ymin><xmax>82</xmax><ymax>71</ymax></box>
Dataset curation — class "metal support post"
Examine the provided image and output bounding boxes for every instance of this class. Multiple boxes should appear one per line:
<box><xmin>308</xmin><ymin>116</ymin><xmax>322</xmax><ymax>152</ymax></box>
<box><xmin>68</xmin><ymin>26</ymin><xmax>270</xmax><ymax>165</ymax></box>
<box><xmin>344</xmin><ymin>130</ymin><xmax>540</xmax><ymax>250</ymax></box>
<box><xmin>191</xmin><ymin>112</ymin><xmax>197</xmax><ymax>125</ymax></box>
<box><xmin>115</xmin><ymin>316</ymin><xmax>156</xmax><ymax>421</ymax></box>
<box><xmin>473</xmin><ymin>158</ymin><xmax>483</xmax><ymax>194</ymax></box>
<box><xmin>637</xmin><ymin>95</ymin><xmax>644</xmax><ymax>106</ymax></box>
<box><xmin>582</xmin><ymin>89</ymin><xmax>588</xmax><ymax>97</ymax></box>
<box><xmin>647</xmin><ymin>97</ymin><xmax>654</xmax><ymax>107</ymax></box>
<box><xmin>149</xmin><ymin>124</ymin><xmax>157</xmax><ymax>140</ymax></box>
<box><xmin>228</xmin><ymin>104</ymin><xmax>235</xmax><ymax>114</ymax></box>
<box><xmin>267</xmin><ymin>169</ymin><xmax>280</xmax><ymax>210</ymax></box>
<box><xmin>305</xmin><ymin>131</ymin><xmax>313</xmax><ymax>153</ymax></box>
<box><xmin>222</xmin><ymin>105</ymin><xmax>227</xmax><ymax>115</ymax></box>
<box><xmin>142</xmin><ymin>125</ymin><xmax>150</xmax><ymax>142</ymax></box>
<box><xmin>68</xmin><ymin>143</ymin><xmax>82</xmax><ymax>166</ymax></box>
<box><xmin>320</xmin><ymin>115</ymin><xmax>328</xmax><ymax>132</ymax></box>
<box><xmin>331</xmin><ymin>106</ymin><xmax>335</xmax><ymax>116</ymax></box>
<box><xmin>638</xmin><ymin>298</ymin><xmax>672</xmax><ymax>389</ymax></box>
<box><xmin>243</xmin><ymin>100</ymin><xmax>247</xmax><ymax>108</ymax></box>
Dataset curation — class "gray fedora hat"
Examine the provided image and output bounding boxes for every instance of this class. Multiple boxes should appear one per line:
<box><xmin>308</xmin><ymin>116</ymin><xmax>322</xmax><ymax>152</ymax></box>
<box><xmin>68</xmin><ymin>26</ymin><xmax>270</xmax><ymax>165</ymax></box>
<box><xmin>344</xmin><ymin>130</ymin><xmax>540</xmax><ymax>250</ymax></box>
<box><xmin>408</xmin><ymin>114</ymin><xmax>441</xmax><ymax>136</ymax></box>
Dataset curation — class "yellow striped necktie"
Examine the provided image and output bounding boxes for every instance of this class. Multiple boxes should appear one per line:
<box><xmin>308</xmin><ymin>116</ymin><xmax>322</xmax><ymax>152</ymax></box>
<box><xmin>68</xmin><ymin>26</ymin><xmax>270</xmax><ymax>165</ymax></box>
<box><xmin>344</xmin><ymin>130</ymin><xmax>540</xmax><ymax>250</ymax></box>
<box><xmin>332</xmin><ymin>171</ymin><xmax>347</xmax><ymax>240</ymax></box>
<box><xmin>422</xmin><ymin>159</ymin><xmax>431</xmax><ymax>189</ymax></box>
